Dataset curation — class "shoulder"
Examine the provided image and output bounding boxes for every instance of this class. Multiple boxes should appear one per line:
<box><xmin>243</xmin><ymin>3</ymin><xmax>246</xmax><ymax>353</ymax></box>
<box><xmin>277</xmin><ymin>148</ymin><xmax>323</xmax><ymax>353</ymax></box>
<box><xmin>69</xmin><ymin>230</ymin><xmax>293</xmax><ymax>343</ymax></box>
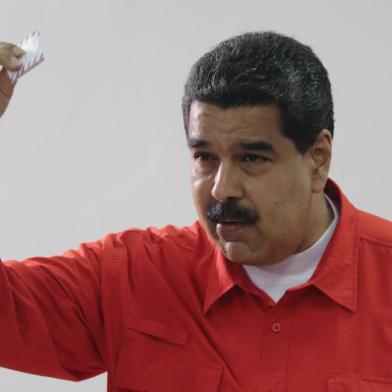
<box><xmin>357</xmin><ymin>209</ymin><xmax>392</xmax><ymax>247</ymax></box>
<box><xmin>99</xmin><ymin>222</ymin><xmax>215</xmax><ymax>286</ymax></box>
<box><xmin>103</xmin><ymin>220</ymin><xmax>212</xmax><ymax>253</ymax></box>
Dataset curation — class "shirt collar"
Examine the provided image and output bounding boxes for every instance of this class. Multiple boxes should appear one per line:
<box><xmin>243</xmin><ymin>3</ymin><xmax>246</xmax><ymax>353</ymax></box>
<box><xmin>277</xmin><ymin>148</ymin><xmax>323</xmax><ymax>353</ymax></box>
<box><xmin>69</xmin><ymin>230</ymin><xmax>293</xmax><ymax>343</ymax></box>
<box><xmin>203</xmin><ymin>247</ymin><xmax>240</xmax><ymax>314</ymax></box>
<box><xmin>203</xmin><ymin>178</ymin><xmax>359</xmax><ymax>314</ymax></box>
<box><xmin>308</xmin><ymin>179</ymin><xmax>359</xmax><ymax>312</ymax></box>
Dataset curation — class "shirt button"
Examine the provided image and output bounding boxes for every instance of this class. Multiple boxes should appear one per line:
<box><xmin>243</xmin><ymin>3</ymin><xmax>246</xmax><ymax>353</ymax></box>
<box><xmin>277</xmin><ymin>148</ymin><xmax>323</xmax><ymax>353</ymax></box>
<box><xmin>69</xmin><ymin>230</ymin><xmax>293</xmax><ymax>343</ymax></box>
<box><xmin>272</xmin><ymin>322</ymin><xmax>282</xmax><ymax>333</ymax></box>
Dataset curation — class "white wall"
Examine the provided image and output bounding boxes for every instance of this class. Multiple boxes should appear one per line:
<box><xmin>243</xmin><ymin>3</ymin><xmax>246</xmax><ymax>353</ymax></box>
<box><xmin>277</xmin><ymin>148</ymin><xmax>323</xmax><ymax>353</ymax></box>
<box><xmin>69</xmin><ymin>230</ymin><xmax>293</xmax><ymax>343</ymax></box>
<box><xmin>1</xmin><ymin>0</ymin><xmax>391</xmax><ymax>390</ymax></box>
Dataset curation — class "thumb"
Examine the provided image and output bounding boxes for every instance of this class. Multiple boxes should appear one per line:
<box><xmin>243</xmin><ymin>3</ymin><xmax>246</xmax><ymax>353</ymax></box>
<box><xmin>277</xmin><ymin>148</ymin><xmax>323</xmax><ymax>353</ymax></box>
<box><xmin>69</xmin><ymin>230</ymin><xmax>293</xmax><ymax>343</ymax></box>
<box><xmin>12</xmin><ymin>46</ymin><xmax>25</xmax><ymax>57</ymax></box>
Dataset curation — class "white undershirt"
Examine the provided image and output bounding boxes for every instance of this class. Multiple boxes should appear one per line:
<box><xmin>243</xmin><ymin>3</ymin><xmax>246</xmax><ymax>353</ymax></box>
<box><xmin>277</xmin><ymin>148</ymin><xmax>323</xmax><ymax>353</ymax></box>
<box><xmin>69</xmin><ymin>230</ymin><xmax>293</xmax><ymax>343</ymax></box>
<box><xmin>243</xmin><ymin>194</ymin><xmax>339</xmax><ymax>303</ymax></box>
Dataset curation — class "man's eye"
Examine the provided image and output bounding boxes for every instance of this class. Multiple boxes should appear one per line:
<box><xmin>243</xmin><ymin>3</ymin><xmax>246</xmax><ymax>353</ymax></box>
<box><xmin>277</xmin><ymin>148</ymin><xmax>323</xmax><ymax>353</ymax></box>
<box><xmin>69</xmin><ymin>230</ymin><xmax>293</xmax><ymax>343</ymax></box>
<box><xmin>193</xmin><ymin>152</ymin><xmax>216</xmax><ymax>161</ymax></box>
<box><xmin>242</xmin><ymin>154</ymin><xmax>270</xmax><ymax>163</ymax></box>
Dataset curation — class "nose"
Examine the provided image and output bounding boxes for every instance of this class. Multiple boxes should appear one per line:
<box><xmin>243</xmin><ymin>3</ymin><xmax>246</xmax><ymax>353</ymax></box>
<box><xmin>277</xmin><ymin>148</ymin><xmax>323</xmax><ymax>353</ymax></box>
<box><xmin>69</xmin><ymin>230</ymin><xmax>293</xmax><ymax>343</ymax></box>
<box><xmin>211</xmin><ymin>163</ymin><xmax>243</xmax><ymax>202</ymax></box>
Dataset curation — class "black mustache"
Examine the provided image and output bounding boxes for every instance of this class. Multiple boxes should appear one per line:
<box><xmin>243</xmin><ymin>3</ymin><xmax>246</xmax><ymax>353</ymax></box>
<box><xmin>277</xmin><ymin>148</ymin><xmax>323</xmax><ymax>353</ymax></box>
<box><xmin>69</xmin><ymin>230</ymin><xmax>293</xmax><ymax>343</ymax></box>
<box><xmin>207</xmin><ymin>200</ymin><xmax>259</xmax><ymax>224</ymax></box>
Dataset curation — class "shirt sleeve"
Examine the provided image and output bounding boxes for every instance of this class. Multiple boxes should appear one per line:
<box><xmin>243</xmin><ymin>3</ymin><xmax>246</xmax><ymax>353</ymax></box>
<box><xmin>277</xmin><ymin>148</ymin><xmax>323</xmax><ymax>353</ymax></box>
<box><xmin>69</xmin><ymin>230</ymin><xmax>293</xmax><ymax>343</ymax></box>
<box><xmin>0</xmin><ymin>239</ymin><xmax>106</xmax><ymax>381</ymax></box>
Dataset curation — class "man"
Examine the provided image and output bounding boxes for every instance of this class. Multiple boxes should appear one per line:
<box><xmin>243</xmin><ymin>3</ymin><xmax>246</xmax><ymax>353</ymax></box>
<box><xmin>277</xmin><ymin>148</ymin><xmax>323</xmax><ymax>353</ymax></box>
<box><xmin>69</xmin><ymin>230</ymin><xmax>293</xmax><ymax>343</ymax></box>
<box><xmin>0</xmin><ymin>31</ymin><xmax>391</xmax><ymax>392</ymax></box>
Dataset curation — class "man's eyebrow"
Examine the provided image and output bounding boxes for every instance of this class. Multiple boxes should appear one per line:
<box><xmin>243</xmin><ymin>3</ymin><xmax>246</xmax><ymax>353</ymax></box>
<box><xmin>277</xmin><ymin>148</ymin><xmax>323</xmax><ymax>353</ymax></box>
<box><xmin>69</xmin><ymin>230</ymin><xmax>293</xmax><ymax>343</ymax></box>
<box><xmin>239</xmin><ymin>140</ymin><xmax>275</xmax><ymax>153</ymax></box>
<box><xmin>187</xmin><ymin>138</ymin><xmax>209</xmax><ymax>148</ymax></box>
<box><xmin>186</xmin><ymin>138</ymin><xmax>276</xmax><ymax>153</ymax></box>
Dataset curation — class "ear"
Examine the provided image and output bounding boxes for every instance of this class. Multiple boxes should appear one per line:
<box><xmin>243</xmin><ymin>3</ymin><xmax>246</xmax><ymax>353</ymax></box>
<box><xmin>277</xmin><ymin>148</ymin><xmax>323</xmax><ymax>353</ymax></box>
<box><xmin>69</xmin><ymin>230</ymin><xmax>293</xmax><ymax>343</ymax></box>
<box><xmin>307</xmin><ymin>129</ymin><xmax>332</xmax><ymax>193</ymax></box>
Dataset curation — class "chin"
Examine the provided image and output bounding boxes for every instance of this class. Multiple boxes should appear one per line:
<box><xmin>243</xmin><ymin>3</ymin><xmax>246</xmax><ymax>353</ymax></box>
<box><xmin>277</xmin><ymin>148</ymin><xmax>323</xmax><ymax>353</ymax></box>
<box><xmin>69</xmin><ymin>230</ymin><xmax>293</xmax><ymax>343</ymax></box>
<box><xmin>220</xmin><ymin>241</ymin><xmax>258</xmax><ymax>264</ymax></box>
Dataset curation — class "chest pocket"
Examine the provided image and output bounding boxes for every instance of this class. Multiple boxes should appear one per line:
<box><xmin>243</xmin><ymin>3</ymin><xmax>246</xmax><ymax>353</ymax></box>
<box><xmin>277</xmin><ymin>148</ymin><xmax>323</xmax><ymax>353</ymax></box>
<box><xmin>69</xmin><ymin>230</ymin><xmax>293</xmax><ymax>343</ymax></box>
<box><xmin>115</xmin><ymin>315</ymin><xmax>222</xmax><ymax>391</ymax></box>
<box><xmin>328</xmin><ymin>375</ymin><xmax>392</xmax><ymax>391</ymax></box>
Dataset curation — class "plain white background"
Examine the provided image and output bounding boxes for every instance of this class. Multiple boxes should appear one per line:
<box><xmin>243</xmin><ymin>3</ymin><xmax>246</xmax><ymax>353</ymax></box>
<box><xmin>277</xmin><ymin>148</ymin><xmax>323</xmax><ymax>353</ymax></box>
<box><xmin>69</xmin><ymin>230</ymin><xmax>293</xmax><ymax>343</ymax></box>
<box><xmin>1</xmin><ymin>0</ymin><xmax>391</xmax><ymax>390</ymax></box>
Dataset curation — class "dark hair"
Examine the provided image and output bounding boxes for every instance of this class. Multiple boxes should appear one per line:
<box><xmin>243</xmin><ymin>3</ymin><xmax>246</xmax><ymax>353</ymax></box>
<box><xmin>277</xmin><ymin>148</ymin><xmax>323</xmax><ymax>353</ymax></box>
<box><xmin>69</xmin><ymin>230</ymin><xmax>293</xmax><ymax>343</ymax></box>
<box><xmin>182</xmin><ymin>31</ymin><xmax>334</xmax><ymax>153</ymax></box>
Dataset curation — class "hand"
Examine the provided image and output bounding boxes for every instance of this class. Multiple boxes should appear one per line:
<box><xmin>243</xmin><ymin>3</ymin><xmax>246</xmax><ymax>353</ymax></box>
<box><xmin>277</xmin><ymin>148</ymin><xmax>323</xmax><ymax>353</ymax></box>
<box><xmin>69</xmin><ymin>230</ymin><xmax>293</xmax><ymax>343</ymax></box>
<box><xmin>0</xmin><ymin>42</ymin><xmax>25</xmax><ymax>118</ymax></box>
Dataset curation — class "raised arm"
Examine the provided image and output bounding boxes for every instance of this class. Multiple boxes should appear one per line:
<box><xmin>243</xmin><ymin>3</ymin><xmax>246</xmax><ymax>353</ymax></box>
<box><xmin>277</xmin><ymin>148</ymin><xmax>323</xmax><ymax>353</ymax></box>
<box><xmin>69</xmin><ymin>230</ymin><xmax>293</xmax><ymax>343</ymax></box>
<box><xmin>0</xmin><ymin>42</ymin><xmax>25</xmax><ymax>117</ymax></box>
<box><xmin>0</xmin><ymin>40</ymin><xmax>109</xmax><ymax>382</ymax></box>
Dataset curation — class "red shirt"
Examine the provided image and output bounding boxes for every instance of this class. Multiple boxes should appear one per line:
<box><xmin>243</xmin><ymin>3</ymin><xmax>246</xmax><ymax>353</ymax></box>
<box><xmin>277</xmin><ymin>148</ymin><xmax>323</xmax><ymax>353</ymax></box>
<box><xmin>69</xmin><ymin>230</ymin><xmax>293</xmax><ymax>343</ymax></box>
<box><xmin>1</xmin><ymin>179</ymin><xmax>392</xmax><ymax>391</ymax></box>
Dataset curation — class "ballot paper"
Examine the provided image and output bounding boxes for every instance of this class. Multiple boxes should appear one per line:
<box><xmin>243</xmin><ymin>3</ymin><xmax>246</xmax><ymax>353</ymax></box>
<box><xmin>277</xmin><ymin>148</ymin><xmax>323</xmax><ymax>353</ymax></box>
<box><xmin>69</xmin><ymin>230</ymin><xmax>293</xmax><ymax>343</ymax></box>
<box><xmin>7</xmin><ymin>31</ymin><xmax>44</xmax><ymax>83</ymax></box>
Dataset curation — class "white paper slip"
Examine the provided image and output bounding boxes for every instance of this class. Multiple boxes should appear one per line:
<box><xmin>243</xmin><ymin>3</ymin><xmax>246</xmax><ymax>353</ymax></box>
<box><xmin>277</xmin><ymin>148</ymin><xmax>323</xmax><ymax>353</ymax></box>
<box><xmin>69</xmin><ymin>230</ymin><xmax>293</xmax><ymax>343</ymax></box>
<box><xmin>7</xmin><ymin>31</ymin><xmax>45</xmax><ymax>83</ymax></box>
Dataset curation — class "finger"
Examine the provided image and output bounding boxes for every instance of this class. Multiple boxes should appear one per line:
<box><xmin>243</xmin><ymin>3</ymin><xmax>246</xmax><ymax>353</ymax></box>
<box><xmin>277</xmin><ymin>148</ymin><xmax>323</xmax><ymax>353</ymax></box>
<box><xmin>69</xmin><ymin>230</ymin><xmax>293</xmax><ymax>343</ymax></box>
<box><xmin>12</xmin><ymin>46</ymin><xmax>25</xmax><ymax>58</ymax></box>
<box><xmin>0</xmin><ymin>43</ymin><xmax>23</xmax><ymax>71</ymax></box>
<box><xmin>9</xmin><ymin>56</ymin><xmax>22</xmax><ymax>70</ymax></box>
<box><xmin>1</xmin><ymin>55</ymin><xmax>22</xmax><ymax>71</ymax></box>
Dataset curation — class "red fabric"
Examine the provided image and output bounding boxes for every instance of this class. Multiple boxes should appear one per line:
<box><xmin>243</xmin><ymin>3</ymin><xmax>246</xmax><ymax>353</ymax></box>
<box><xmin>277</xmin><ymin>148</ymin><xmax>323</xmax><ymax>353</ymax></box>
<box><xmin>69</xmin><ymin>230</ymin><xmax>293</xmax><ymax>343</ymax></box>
<box><xmin>1</xmin><ymin>179</ymin><xmax>392</xmax><ymax>391</ymax></box>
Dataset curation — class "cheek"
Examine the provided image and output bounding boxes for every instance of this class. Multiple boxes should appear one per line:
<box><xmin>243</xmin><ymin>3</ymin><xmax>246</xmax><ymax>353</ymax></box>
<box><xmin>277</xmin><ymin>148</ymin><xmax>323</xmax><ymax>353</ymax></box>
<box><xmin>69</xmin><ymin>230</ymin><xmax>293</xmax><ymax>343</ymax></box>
<box><xmin>268</xmin><ymin>175</ymin><xmax>311</xmax><ymax>231</ymax></box>
<box><xmin>251</xmin><ymin>169</ymin><xmax>309</xmax><ymax>227</ymax></box>
<box><xmin>191</xmin><ymin>175</ymin><xmax>213</xmax><ymax>214</ymax></box>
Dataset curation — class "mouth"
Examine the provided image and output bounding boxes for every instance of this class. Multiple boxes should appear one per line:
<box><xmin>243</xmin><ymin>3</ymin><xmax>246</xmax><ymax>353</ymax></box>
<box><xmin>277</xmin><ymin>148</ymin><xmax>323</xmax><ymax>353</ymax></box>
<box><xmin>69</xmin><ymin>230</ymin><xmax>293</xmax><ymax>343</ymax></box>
<box><xmin>218</xmin><ymin>220</ymin><xmax>247</xmax><ymax>224</ymax></box>
<box><xmin>215</xmin><ymin>221</ymin><xmax>252</xmax><ymax>241</ymax></box>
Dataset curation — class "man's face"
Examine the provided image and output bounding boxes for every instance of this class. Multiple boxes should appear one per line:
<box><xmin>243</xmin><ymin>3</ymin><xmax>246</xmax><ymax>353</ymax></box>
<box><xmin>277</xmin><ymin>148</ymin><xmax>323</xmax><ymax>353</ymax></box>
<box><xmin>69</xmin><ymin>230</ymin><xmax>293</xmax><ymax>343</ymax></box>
<box><xmin>188</xmin><ymin>101</ymin><xmax>321</xmax><ymax>266</ymax></box>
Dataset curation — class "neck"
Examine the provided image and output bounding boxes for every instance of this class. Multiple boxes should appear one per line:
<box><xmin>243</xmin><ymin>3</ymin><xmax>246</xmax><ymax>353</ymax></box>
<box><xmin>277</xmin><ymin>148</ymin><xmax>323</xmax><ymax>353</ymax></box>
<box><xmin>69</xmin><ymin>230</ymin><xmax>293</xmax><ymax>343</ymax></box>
<box><xmin>297</xmin><ymin>192</ymin><xmax>334</xmax><ymax>253</ymax></box>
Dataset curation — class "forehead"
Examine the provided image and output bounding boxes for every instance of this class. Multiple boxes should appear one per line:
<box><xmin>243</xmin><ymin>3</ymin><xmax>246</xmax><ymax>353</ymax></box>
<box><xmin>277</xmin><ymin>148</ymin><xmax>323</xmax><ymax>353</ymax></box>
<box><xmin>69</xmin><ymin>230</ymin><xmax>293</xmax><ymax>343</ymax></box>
<box><xmin>188</xmin><ymin>101</ymin><xmax>284</xmax><ymax>143</ymax></box>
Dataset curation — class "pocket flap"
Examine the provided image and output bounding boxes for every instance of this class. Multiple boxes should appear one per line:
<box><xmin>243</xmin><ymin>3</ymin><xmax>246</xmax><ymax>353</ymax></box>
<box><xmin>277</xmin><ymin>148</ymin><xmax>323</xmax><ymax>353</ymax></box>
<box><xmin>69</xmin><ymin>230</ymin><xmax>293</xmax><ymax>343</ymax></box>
<box><xmin>126</xmin><ymin>314</ymin><xmax>189</xmax><ymax>346</ymax></box>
